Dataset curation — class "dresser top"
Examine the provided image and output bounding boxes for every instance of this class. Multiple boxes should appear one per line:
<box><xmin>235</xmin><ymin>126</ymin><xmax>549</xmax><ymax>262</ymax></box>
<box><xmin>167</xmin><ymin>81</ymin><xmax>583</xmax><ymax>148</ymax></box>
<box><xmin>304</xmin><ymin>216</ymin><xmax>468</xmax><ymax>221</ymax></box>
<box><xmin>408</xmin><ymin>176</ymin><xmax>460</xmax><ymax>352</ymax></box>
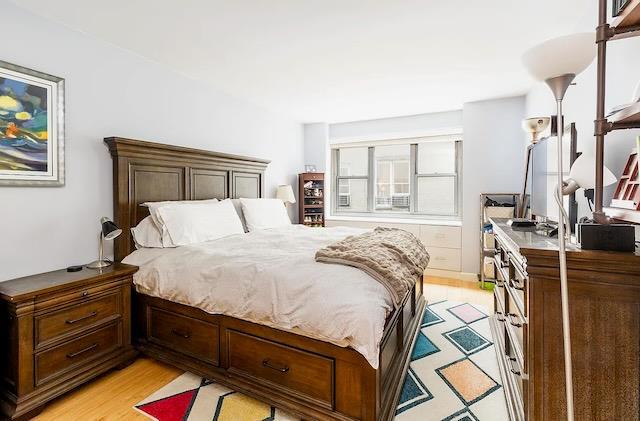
<box><xmin>0</xmin><ymin>263</ymin><xmax>138</xmax><ymax>302</ymax></box>
<box><xmin>490</xmin><ymin>218</ymin><xmax>640</xmax><ymax>263</ymax></box>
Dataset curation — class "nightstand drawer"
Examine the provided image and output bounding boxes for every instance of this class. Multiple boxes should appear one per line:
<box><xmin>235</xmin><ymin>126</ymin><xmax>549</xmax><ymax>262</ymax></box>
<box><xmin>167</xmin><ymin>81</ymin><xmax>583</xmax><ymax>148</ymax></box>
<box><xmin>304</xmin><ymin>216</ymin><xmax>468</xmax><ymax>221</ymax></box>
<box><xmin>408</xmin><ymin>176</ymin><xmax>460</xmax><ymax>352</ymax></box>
<box><xmin>35</xmin><ymin>292</ymin><xmax>120</xmax><ymax>348</ymax></box>
<box><xmin>35</xmin><ymin>277</ymin><xmax>127</xmax><ymax>311</ymax></box>
<box><xmin>35</xmin><ymin>322</ymin><xmax>122</xmax><ymax>386</ymax></box>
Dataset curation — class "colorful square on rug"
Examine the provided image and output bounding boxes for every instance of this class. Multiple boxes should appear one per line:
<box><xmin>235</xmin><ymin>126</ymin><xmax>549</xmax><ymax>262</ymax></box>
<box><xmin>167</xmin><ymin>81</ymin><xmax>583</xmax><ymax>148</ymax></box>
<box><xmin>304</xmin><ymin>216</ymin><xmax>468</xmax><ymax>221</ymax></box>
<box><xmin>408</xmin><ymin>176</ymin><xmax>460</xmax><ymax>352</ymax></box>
<box><xmin>436</xmin><ymin>358</ymin><xmax>500</xmax><ymax>406</ymax></box>
<box><xmin>411</xmin><ymin>331</ymin><xmax>440</xmax><ymax>360</ymax></box>
<box><xmin>443</xmin><ymin>326</ymin><xmax>492</xmax><ymax>355</ymax></box>
<box><xmin>396</xmin><ymin>367</ymin><xmax>433</xmax><ymax>415</ymax></box>
<box><xmin>447</xmin><ymin>303</ymin><xmax>488</xmax><ymax>324</ymax></box>
<box><xmin>421</xmin><ymin>306</ymin><xmax>445</xmax><ymax>327</ymax></box>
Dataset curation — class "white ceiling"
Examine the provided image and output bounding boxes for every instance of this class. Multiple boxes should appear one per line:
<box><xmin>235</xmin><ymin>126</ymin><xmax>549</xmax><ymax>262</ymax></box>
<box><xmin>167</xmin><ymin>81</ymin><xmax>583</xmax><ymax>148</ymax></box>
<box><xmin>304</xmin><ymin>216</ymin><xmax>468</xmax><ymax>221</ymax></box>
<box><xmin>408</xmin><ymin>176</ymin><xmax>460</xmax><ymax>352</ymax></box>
<box><xmin>12</xmin><ymin>0</ymin><xmax>589</xmax><ymax>123</ymax></box>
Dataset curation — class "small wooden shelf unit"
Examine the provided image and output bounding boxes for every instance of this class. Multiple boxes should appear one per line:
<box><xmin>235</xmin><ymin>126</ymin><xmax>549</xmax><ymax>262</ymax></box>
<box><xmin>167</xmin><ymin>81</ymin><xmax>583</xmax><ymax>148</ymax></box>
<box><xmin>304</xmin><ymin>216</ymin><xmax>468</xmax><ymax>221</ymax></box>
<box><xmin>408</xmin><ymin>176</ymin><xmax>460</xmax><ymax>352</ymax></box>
<box><xmin>298</xmin><ymin>172</ymin><xmax>325</xmax><ymax>227</ymax></box>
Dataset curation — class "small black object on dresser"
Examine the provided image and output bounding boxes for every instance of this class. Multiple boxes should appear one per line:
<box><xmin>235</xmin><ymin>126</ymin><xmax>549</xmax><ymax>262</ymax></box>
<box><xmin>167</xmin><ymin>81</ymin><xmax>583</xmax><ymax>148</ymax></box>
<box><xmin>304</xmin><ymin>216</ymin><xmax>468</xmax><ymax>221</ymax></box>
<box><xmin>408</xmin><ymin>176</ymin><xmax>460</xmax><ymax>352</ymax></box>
<box><xmin>0</xmin><ymin>263</ymin><xmax>138</xmax><ymax>420</ymax></box>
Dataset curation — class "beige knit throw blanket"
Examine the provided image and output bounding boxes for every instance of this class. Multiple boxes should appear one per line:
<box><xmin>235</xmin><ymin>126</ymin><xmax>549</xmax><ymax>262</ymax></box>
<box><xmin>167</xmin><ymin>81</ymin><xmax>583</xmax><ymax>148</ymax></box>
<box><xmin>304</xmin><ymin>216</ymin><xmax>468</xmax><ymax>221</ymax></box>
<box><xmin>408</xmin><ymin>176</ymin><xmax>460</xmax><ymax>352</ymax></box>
<box><xmin>315</xmin><ymin>227</ymin><xmax>430</xmax><ymax>308</ymax></box>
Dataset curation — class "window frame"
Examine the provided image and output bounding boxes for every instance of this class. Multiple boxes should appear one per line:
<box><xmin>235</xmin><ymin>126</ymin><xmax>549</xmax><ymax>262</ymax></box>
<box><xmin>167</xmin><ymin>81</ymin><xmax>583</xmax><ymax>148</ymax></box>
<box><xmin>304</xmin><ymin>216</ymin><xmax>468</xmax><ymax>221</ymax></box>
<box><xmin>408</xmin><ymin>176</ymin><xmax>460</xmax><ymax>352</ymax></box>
<box><xmin>331</xmin><ymin>137</ymin><xmax>462</xmax><ymax>219</ymax></box>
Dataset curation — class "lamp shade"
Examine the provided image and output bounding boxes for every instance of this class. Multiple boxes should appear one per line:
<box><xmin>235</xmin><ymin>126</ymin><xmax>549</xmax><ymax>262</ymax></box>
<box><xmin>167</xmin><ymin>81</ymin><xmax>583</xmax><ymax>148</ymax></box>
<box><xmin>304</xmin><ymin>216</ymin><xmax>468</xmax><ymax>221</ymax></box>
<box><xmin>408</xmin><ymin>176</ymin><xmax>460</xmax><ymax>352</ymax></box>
<box><xmin>276</xmin><ymin>185</ymin><xmax>296</xmax><ymax>204</ymax></box>
<box><xmin>100</xmin><ymin>217</ymin><xmax>122</xmax><ymax>240</ymax></box>
<box><xmin>568</xmin><ymin>154</ymin><xmax>617</xmax><ymax>190</ymax></box>
<box><xmin>522</xmin><ymin>33</ymin><xmax>596</xmax><ymax>81</ymax></box>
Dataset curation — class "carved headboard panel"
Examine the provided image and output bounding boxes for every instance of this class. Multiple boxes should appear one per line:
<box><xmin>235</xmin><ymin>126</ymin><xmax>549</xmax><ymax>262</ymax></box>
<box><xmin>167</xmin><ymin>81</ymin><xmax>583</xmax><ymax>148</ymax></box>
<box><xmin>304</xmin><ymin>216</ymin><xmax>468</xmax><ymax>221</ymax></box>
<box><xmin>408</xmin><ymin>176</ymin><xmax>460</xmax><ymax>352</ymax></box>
<box><xmin>105</xmin><ymin>137</ymin><xmax>269</xmax><ymax>261</ymax></box>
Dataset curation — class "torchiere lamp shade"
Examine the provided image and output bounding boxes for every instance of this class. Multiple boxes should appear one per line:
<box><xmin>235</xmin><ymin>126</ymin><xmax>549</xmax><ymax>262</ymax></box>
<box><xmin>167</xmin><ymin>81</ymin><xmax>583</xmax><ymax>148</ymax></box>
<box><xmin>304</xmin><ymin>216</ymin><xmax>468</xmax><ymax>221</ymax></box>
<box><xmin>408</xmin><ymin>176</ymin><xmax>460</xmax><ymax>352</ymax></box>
<box><xmin>522</xmin><ymin>32</ymin><xmax>596</xmax><ymax>82</ymax></box>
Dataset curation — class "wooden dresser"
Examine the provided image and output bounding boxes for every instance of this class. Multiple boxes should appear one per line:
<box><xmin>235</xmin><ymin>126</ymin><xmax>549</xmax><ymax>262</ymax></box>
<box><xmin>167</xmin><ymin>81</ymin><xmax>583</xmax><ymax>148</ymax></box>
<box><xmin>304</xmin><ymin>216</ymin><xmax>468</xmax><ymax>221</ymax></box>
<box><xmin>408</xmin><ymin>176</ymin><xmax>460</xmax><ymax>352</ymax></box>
<box><xmin>489</xmin><ymin>218</ymin><xmax>640</xmax><ymax>421</ymax></box>
<box><xmin>0</xmin><ymin>264</ymin><xmax>138</xmax><ymax>420</ymax></box>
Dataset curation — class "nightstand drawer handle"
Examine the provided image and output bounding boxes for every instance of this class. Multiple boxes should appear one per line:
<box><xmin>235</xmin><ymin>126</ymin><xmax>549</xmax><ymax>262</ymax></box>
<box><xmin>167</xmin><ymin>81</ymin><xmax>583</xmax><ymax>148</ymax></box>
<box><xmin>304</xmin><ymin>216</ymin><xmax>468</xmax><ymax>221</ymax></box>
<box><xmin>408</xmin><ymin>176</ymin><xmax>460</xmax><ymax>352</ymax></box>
<box><xmin>67</xmin><ymin>343</ymin><xmax>98</xmax><ymax>359</ymax></box>
<box><xmin>171</xmin><ymin>329</ymin><xmax>190</xmax><ymax>339</ymax></box>
<box><xmin>66</xmin><ymin>311</ymin><xmax>98</xmax><ymax>325</ymax></box>
<box><xmin>262</xmin><ymin>359</ymin><xmax>289</xmax><ymax>373</ymax></box>
<box><xmin>81</xmin><ymin>291</ymin><xmax>89</xmax><ymax>297</ymax></box>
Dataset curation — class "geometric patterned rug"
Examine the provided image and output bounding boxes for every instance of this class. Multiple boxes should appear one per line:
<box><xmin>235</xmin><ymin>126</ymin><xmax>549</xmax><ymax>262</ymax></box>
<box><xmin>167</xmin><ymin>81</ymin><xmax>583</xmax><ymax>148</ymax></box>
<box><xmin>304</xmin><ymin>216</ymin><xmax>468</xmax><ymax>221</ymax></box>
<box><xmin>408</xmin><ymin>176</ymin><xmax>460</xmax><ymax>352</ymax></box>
<box><xmin>135</xmin><ymin>301</ymin><xmax>507</xmax><ymax>421</ymax></box>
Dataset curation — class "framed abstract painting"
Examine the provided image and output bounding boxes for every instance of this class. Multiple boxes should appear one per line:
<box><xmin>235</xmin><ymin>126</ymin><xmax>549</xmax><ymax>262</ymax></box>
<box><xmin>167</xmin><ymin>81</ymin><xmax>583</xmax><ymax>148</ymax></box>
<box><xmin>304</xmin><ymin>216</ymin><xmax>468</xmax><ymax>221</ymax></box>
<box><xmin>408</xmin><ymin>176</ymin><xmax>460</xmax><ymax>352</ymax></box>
<box><xmin>0</xmin><ymin>60</ymin><xmax>64</xmax><ymax>186</ymax></box>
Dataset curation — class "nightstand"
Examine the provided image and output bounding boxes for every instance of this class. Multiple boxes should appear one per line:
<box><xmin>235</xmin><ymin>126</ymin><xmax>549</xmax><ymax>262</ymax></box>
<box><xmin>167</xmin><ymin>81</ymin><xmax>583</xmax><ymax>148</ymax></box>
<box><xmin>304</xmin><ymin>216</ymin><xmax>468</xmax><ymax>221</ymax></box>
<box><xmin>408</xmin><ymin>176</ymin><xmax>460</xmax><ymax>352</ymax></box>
<box><xmin>0</xmin><ymin>263</ymin><xmax>138</xmax><ymax>420</ymax></box>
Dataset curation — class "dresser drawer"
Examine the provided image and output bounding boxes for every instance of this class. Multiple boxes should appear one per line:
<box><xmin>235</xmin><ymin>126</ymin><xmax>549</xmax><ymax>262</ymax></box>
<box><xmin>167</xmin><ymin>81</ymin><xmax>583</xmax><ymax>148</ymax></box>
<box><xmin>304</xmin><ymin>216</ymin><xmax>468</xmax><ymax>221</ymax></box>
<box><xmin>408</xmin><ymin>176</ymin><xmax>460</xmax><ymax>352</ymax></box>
<box><xmin>227</xmin><ymin>330</ymin><xmax>334</xmax><ymax>408</ymax></box>
<box><xmin>35</xmin><ymin>292</ymin><xmax>120</xmax><ymax>348</ymax></box>
<box><xmin>507</xmin><ymin>260</ymin><xmax>528</xmax><ymax>319</ymax></box>
<box><xmin>505</xmin><ymin>289</ymin><xmax>527</xmax><ymax>373</ymax></box>
<box><xmin>426</xmin><ymin>247</ymin><xmax>461</xmax><ymax>271</ymax></box>
<box><xmin>35</xmin><ymin>322</ymin><xmax>121</xmax><ymax>386</ymax></box>
<box><xmin>419</xmin><ymin>225</ymin><xmax>461</xmax><ymax>249</ymax></box>
<box><xmin>148</xmin><ymin>307</ymin><xmax>219</xmax><ymax>365</ymax></box>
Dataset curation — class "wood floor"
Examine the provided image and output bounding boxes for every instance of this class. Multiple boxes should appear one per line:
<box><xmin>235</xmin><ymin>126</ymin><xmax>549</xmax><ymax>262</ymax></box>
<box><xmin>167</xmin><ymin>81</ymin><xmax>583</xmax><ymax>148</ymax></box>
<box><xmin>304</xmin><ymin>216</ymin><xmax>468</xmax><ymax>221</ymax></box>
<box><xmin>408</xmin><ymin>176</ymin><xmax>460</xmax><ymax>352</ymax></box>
<box><xmin>33</xmin><ymin>276</ymin><xmax>491</xmax><ymax>421</ymax></box>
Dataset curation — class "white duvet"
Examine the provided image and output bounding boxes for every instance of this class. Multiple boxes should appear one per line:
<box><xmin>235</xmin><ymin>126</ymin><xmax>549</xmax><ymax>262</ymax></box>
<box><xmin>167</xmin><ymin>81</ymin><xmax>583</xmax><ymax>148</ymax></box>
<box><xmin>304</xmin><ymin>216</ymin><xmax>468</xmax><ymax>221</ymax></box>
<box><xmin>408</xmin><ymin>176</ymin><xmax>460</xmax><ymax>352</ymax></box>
<box><xmin>122</xmin><ymin>225</ymin><xmax>393</xmax><ymax>368</ymax></box>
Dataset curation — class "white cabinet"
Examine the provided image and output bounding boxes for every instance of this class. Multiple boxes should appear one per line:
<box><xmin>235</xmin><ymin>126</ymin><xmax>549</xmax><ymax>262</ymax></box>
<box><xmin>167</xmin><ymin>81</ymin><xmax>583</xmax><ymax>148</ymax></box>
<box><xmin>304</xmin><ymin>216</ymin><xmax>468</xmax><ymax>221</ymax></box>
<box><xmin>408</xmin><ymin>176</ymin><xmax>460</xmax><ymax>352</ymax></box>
<box><xmin>325</xmin><ymin>219</ymin><xmax>462</xmax><ymax>274</ymax></box>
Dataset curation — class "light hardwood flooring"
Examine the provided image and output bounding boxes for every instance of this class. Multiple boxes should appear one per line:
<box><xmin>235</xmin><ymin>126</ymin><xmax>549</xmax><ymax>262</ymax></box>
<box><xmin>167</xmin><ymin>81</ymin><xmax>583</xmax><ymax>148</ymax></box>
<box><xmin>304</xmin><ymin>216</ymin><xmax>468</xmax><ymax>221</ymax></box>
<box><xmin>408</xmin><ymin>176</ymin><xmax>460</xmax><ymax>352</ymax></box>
<box><xmin>34</xmin><ymin>276</ymin><xmax>492</xmax><ymax>421</ymax></box>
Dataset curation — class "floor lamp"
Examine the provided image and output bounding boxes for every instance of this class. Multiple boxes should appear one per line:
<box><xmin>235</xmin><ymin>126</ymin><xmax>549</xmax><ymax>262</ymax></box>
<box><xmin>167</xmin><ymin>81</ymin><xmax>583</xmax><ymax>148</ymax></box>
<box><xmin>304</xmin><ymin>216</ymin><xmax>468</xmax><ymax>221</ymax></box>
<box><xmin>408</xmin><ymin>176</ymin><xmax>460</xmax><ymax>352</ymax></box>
<box><xmin>522</xmin><ymin>32</ymin><xmax>596</xmax><ymax>421</ymax></box>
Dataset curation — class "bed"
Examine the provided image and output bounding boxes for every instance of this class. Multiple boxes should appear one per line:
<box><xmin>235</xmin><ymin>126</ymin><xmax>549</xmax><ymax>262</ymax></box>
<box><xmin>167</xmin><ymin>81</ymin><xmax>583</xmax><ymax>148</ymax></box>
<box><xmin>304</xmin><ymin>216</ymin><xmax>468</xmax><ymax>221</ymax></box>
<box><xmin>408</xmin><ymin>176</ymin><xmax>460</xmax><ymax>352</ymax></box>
<box><xmin>105</xmin><ymin>137</ymin><xmax>426</xmax><ymax>421</ymax></box>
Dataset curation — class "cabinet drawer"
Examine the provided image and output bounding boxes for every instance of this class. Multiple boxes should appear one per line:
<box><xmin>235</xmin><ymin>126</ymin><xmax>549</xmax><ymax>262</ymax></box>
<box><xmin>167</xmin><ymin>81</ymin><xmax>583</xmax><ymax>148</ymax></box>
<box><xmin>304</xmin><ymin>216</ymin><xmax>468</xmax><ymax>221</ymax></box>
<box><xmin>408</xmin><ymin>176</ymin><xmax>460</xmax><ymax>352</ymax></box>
<box><xmin>427</xmin><ymin>247</ymin><xmax>461</xmax><ymax>271</ymax></box>
<box><xmin>148</xmin><ymin>307</ymin><xmax>219</xmax><ymax>365</ymax></box>
<box><xmin>35</xmin><ymin>322</ymin><xmax>121</xmax><ymax>386</ymax></box>
<box><xmin>227</xmin><ymin>330</ymin><xmax>334</xmax><ymax>408</ymax></box>
<box><xmin>419</xmin><ymin>225</ymin><xmax>461</xmax><ymax>249</ymax></box>
<box><xmin>36</xmin><ymin>292</ymin><xmax>120</xmax><ymax>347</ymax></box>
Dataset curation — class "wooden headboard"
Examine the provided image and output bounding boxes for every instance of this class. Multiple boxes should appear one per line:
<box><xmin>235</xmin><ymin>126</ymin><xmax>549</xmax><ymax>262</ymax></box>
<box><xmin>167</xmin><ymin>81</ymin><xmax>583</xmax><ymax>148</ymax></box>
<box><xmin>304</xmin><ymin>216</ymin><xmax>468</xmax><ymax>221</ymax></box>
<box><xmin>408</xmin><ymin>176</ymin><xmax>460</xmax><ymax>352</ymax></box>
<box><xmin>105</xmin><ymin>137</ymin><xmax>269</xmax><ymax>261</ymax></box>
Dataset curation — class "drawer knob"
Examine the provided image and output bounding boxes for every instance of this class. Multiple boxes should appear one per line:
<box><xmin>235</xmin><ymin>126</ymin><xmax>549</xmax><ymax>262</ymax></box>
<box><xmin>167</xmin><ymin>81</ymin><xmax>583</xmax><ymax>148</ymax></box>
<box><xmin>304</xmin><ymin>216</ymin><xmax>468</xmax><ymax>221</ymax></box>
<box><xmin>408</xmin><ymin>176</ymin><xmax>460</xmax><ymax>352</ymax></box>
<box><xmin>262</xmin><ymin>359</ymin><xmax>289</xmax><ymax>373</ymax></box>
<box><xmin>81</xmin><ymin>291</ymin><xmax>89</xmax><ymax>298</ymax></box>
<box><xmin>66</xmin><ymin>343</ymin><xmax>98</xmax><ymax>359</ymax></box>
<box><xmin>171</xmin><ymin>329</ymin><xmax>191</xmax><ymax>339</ymax></box>
<box><xmin>507</xmin><ymin>313</ymin><xmax>522</xmax><ymax>328</ymax></box>
<box><xmin>509</xmin><ymin>279</ymin><xmax>525</xmax><ymax>291</ymax></box>
<box><xmin>508</xmin><ymin>357</ymin><xmax>521</xmax><ymax>376</ymax></box>
<box><xmin>66</xmin><ymin>311</ymin><xmax>98</xmax><ymax>325</ymax></box>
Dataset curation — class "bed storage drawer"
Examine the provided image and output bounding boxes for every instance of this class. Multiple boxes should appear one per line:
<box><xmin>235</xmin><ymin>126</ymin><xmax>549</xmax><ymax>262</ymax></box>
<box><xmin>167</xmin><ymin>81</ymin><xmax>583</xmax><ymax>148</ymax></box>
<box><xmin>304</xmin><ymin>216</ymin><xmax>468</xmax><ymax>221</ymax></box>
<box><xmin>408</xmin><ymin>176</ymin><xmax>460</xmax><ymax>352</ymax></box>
<box><xmin>148</xmin><ymin>307</ymin><xmax>219</xmax><ymax>365</ymax></box>
<box><xmin>226</xmin><ymin>330</ymin><xmax>335</xmax><ymax>408</ymax></box>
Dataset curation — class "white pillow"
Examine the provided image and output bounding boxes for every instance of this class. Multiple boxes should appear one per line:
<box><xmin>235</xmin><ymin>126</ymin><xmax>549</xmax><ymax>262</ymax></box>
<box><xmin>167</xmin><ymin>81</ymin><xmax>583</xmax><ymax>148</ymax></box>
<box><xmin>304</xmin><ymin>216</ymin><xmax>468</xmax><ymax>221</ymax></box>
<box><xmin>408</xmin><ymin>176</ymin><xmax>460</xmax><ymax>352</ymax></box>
<box><xmin>131</xmin><ymin>216</ymin><xmax>164</xmax><ymax>249</ymax></box>
<box><xmin>240</xmin><ymin>198</ymin><xmax>291</xmax><ymax>231</ymax></box>
<box><xmin>158</xmin><ymin>199</ymin><xmax>245</xmax><ymax>246</ymax></box>
<box><xmin>142</xmin><ymin>198</ymin><xmax>218</xmax><ymax>247</ymax></box>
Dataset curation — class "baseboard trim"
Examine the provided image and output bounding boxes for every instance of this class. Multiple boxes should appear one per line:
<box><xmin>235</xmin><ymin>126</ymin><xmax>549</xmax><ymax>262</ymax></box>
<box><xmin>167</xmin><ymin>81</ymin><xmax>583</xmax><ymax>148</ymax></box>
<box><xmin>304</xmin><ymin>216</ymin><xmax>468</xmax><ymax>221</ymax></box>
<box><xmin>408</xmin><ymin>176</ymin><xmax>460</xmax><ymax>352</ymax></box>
<box><xmin>424</xmin><ymin>268</ymin><xmax>478</xmax><ymax>282</ymax></box>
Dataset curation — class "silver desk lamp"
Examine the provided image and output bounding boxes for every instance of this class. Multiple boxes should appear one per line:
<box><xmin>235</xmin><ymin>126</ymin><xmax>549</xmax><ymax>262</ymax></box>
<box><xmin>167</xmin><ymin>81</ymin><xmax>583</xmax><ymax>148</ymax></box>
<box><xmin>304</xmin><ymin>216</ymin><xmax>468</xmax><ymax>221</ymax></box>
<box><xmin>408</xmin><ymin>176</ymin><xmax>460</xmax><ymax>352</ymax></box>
<box><xmin>523</xmin><ymin>32</ymin><xmax>596</xmax><ymax>421</ymax></box>
<box><xmin>87</xmin><ymin>217</ymin><xmax>122</xmax><ymax>269</ymax></box>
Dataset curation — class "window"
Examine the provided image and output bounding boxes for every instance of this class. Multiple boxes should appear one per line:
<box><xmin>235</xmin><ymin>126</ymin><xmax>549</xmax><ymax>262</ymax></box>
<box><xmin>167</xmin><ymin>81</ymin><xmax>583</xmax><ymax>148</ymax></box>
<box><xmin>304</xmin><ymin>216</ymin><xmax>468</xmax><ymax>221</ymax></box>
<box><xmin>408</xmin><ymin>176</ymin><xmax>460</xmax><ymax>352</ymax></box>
<box><xmin>332</xmin><ymin>137</ymin><xmax>461</xmax><ymax>218</ymax></box>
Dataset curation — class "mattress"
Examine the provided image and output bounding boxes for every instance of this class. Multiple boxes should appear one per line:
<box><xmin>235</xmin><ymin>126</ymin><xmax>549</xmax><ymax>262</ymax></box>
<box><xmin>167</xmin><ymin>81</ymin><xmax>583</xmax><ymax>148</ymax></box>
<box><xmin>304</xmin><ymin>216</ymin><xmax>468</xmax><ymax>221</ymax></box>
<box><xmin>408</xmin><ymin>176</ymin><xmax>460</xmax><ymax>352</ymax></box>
<box><xmin>122</xmin><ymin>225</ymin><xmax>393</xmax><ymax>368</ymax></box>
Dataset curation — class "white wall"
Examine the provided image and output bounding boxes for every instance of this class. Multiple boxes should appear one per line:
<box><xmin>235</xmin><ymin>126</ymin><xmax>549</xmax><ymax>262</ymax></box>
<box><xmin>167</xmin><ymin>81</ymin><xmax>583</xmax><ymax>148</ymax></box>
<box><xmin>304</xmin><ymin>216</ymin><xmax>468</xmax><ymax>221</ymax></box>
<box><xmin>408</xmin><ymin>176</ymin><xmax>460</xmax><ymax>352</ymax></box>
<box><xmin>329</xmin><ymin>110</ymin><xmax>463</xmax><ymax>142</ymax></box>
<box><xmin>0</xmin><ymin>0</ymin><xmax>304</xmax><ymax>281</ymax></box>
<box><xmin>526</xmin><ymin>2</ymin><xmax>640</xmax><ymax>219</ymax></box>
<box><xmin>303</xmin><ymin>123</ymin><xmax>329</xmax><ymax>172</ymax></box>
<box><xmin>462</xmin><ymin>96</ymin><xmax>527</xmax><ymax>273</ymax></box>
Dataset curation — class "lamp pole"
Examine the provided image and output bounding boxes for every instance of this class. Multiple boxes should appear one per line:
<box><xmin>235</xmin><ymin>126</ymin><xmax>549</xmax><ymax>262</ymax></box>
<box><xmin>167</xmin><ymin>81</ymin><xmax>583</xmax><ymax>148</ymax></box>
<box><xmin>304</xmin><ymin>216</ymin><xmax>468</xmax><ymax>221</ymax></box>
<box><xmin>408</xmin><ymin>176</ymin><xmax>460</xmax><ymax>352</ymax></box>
<box><xmin>545</xmin><ymin>74</ymin><xmax>576</xmax><ymax>421</ymax></box>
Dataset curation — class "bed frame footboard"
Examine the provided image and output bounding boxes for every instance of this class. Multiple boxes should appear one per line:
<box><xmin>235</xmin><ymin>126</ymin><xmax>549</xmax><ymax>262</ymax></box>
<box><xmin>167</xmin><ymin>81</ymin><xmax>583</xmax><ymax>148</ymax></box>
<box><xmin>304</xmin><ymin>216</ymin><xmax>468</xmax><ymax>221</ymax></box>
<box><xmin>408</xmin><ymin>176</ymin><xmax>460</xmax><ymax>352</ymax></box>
<box><xmin>133</xmin><ymin>277</ymin><xmax>424</xmax><ymax>421</ymax></box>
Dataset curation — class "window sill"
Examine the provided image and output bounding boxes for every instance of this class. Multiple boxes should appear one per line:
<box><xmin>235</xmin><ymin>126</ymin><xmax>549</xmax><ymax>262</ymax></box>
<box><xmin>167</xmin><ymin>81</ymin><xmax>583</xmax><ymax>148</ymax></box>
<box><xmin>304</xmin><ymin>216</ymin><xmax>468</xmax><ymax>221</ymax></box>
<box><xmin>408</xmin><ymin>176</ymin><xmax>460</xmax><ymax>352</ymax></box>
<box><xmin>326</xmin><ymin>214</ymin><xmax>462</xmax><ymax>227</ymax></box>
